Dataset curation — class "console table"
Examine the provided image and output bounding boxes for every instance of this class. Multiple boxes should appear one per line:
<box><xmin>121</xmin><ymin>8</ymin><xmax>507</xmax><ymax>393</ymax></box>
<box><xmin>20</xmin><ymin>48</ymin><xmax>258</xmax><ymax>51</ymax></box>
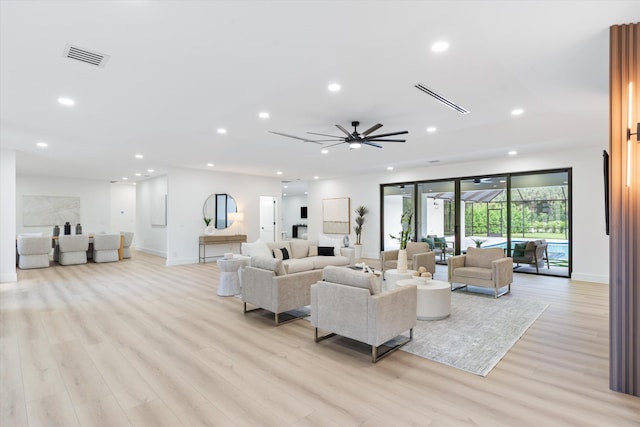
<box><xmin>198</xmin><ymin>234</ymin><xmax>247</xmax><ymax>263</ymax></box>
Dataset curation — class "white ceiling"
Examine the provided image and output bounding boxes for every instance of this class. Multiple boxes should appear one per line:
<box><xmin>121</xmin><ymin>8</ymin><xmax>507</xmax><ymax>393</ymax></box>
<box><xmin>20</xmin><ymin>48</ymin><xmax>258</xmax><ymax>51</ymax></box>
<box><xmin>1</xmin><ymin>1</ymin><xmax>638</xmax><ymax>193</ymax></box>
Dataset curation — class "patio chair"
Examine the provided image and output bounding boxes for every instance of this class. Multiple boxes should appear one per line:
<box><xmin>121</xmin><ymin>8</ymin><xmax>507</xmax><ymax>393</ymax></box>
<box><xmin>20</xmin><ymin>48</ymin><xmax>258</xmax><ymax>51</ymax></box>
<box><xmin>512</xmin><ymin>240</ymin><xmax>550</xmax><ymax>273</ymax></box>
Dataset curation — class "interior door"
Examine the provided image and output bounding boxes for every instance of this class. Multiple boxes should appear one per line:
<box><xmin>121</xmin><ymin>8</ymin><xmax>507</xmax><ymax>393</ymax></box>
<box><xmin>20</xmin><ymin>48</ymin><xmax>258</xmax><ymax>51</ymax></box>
<box><xmin>260</xmin><ymin>196</ymin><xmax>276</xmax><ymax>242</ymax></box>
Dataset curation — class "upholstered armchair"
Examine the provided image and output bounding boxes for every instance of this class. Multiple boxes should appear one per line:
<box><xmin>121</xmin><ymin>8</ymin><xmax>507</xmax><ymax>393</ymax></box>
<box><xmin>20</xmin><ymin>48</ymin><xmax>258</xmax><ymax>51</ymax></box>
<box><xmin>380</xmin><ymin>242</ymin><xmax>436</xmax><ymax>278</ymax></box>
<box><xmin>120</xmin><ymin>231</ymin><xmax>134</xmax><ymax>259</ymax></box>
<box><xmin>241</xmin><ymin>256</ymin><xmax>323</xmax><ymax>325</ymax></box>
<box><xmin>311</xmin><ymin>266</ymin><xmax>417</xmax><ymax>362</ymax></box>
<box><xmin>93</xmin><ymin>234</ymin><xmax>121</xmax><ymax>263</ymax></box>
<box><xmin>57</xmin><ymin>235</ymin><xmax>90</xmax><ymax>265</ymax></box>
<box><xmin>512</xmin><ymin>240</ymin><xmax>550</xmax><ymax>273</ymax></box>
<box><xmin>17</xmin><ymin>235</ymin><xmax>51</xmax><ymax>269</ymax></box>
<box><xmin>448</xmin><ymin>247</ymin><xmax>513</xmax><ymax>298</ymax></box>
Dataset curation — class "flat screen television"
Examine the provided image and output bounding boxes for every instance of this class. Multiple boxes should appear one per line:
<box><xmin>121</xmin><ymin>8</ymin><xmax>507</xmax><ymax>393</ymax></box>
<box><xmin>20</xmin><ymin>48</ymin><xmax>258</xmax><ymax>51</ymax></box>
<box><xmin>300</xmin><ymin>206</ymin><xmax>308</xmax><ymax>219</ymax></box>
<box><xmin>603</xmin><ymin>150</ymin><xmax>610</xmax><ymax>236</ymax></box>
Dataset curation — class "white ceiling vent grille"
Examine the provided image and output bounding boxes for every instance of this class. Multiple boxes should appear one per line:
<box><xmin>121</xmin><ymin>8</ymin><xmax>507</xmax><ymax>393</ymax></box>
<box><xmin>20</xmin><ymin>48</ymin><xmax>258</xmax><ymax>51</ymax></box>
<box><xmin>63</xmin><ymin>44</ymin><xmax>110</xmax><ymax>68</ymax></box>
<box><xmin>415</xmin><ymin>83</ymin><xmax>470</xmax><ymax>114</ymax></box>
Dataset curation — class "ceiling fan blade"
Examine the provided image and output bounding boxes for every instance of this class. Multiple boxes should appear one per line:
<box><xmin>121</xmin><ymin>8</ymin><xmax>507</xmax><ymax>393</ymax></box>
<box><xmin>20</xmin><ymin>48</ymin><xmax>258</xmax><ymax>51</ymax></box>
<box><xmin>323</xmin><ymin>141</ymin><xmax>347</xmax><ymax>148</ymax></box>
<box><xmin>362</xmin><ymin>141</ymin><xmax>383</xmax><ymax>148</ymax></box>
<box><xmin>365</xmin><ymin>138</ymin><xmax>406</xmax><ymax>142</ymax></box>
<box><xmin>306</xmin><ymin>132</ymin><xmax>344</xmax><ymax>139</ymax></box>
<box><xmin>335</xmin><ymin>124</ymin><xmax>352</xmax><ymax>137</ymax></box>
<box><xmin>361</xmin><ymin>123</ymin><xmax>383</xmax><ymax>136</ymax></box>
<box><xmin>267</xmin><ymin>131</ymin><xmax>324</xmax><ymax>145</ymax></box>
<box><xmin>366</xmin><ymin>130</ymin><xmax>409</xmax><ymax>139</ymax></box>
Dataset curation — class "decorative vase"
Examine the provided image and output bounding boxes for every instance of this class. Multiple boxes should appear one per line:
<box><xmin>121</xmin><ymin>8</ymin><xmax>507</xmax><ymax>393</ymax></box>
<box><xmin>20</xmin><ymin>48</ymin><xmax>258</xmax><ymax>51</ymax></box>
<box><xmin>353</xmin><ymin>244</ymin><xmax>363</xmax><ymax>259</ymax></box>
<box><xmin>397</xmin><ymin>249</ymin><xmax>408</xmax><ymax>273</ymax></box>
<box><xmin>204</xmin><ymin>226</ymin><xmax>215</xmax><ymax>236</ymax></box>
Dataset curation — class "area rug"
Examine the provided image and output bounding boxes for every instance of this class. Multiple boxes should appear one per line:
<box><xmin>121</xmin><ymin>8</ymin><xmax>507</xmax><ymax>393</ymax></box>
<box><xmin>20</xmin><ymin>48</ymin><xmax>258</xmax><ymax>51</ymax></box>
<box><xmin>397</xmin><ymin>290</ymin><xmax>548</xmax><ymax>376</ymax></box>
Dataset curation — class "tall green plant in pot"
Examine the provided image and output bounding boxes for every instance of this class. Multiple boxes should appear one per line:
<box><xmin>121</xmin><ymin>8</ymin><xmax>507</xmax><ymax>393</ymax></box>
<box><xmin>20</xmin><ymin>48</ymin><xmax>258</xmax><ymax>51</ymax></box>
<box><xmin>352</xmin><ymin>205</ymin><xmax>369</xmax><ymax>259</ymax></box>
<box><xmin>389</xmin><ymin>209</ymin><xmax>413</xmax><ymax>272</ymax></box>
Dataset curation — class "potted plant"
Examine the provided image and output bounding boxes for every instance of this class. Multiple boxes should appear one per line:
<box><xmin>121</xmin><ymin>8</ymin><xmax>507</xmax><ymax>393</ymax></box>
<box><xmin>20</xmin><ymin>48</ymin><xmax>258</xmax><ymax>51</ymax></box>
<box><xmin>471</xmin><ymin>238</ymin><xmax>486</xmax><ymax>248</ymax></box>
<box><xmin>203</xmin><ymin>217</ymin><xmax>214</xmax><ymax>235</ymax></box>
<box><xmin>352</xmin><ymin>205</ymin><xmax>369</xmax><ymax>259</ymax></box>
<box><xmin>389</xmin><ymin>209</ymin><xmax>413</xmax><ymax>272</ymax></box>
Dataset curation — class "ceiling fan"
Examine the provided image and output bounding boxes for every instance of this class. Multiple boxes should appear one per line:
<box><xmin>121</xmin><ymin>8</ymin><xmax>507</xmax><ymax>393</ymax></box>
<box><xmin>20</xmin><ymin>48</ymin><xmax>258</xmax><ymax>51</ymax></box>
<box><xmin>268</xmin><ymin>121</ymin><xmax>408</xmax><ymax>149</ymax></box>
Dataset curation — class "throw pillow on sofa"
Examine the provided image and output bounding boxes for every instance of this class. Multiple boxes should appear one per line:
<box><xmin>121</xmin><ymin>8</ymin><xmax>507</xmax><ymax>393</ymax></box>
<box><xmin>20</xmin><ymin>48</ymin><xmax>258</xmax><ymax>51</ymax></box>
<box><xmin>241</xmin><ymin>240</ymin><xmax>272</xmax><ymax>258</ymax></box>
<box><xmin>318</xmin><ymin>246</ymin><xmax>335</xmax><ymax>256</ymax></box>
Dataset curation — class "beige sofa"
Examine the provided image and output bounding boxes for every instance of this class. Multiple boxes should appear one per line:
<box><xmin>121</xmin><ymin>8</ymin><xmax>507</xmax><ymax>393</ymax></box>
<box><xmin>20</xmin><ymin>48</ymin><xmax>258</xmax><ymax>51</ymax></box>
<box><xmin>241</xmin><ymin>238</ymin><xmax>353</xmax><ymax>273</ymax></box>
<box><xmin>448</xmin><ymin>247</ymin><xmax>513</xmax><ymax>298</ymax></box>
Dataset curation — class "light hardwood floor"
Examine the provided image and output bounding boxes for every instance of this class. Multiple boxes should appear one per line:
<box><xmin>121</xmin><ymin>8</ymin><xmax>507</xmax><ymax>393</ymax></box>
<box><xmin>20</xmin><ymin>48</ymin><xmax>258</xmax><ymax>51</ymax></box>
<box><xmin>1</xmin><ymin>251</ymin><xmax>638</xmax><ymax>427</ymax></box>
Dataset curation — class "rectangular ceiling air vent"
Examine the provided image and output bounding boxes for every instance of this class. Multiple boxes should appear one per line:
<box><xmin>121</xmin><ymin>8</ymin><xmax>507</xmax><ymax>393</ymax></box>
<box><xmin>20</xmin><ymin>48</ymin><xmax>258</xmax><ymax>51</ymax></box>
<box><xmin>63</xmin><ymin>44</ymin><xmax>110</xmax><ymax>68</ymax></box>
<box><xmin>414</xmin><ymin>83</ymin><xmax>470</xmax><ymax>114</ymax></box>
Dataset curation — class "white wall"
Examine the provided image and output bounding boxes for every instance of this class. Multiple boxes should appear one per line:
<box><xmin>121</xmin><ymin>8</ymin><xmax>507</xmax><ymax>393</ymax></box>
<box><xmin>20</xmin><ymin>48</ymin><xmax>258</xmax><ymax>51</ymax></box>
<box><xmin>164</xmin><ymin>167</ymin><xmax>282</xmax><ymax>265</ymax></box>
<box><xmin>135</xmin><ymin>175</ymin><xmax>168</xmax><ymax>257</ymax></box>
<box><xmin>110</xmin><ymin>183</ymin><xmax>136</xmax><ymax>235</ymax></box>
<box><xmin>282</xmin><ymin>195</ymin><xmax>307</xmax><ymax>238</ymax></box>
<box><xmin>0</xmin><ymin>149</ymin><xmax>17</xmax><ymax>282</ymax></box>
<box><xmin>308</xmin><ymin>146</ymin><xmax>608</xmax><ymax>284</ymax></box>
<box><xmin>16</xmin><ymin>175</ymin><xmax>111</xmax><ymax>235</ymax></box>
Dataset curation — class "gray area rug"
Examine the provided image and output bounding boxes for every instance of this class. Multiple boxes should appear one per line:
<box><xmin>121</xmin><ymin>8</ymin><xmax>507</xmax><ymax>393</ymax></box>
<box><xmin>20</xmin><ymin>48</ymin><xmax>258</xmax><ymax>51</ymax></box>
<box><xmin>397</xmin><ymin>290</ymin><xmax>548</xmax><ymax>376</ymax></box>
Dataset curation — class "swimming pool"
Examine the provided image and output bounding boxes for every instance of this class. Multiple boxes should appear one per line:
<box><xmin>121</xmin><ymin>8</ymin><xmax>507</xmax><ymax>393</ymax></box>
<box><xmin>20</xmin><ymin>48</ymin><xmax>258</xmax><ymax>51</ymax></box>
<box><xmin>485</xmin><ymin>240</ymin><xmax>569</xmax><ymax>260</ymax></box>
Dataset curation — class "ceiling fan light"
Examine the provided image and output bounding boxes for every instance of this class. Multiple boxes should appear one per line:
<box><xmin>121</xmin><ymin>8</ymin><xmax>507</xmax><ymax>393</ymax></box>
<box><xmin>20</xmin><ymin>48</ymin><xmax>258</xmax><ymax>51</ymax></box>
<box><xmin>349</xmin><ymin>142</ymin><xmax>362</xmax><ymax>149</ymax></box>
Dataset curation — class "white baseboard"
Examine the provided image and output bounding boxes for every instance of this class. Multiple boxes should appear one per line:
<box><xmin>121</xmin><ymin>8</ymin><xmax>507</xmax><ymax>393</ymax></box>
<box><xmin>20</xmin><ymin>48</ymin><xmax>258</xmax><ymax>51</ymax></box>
<box><xmin>571</xmin><ymin>273</ymin><xmax>608</xmax><ymax>285</ymax></box>
<box><xmin>0</xmin><ymin>272</ymin><xmax>18</xmax><ymax>283</ymax></box>
<box><xmin>166</xmin><ymin>257</ymin><xmax>199</xmax><ymax>266</ymax></box>
<box><xmin>135</xmin><ymin>247</ymin><xmax>167</xmax><ymax>258</ymax></box>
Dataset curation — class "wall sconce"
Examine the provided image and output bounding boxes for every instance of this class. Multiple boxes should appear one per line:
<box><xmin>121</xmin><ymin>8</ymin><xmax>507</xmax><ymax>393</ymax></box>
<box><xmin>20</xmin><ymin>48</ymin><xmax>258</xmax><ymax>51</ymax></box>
<box><xmin>227</xmin><ymin>211</ymin><xmax>244</xmax><ymax>223</ymax></box>
<box><xmin>627</xmin><ymin>82</ymin><xmax>638</xmax><ymax>187</ymax></box>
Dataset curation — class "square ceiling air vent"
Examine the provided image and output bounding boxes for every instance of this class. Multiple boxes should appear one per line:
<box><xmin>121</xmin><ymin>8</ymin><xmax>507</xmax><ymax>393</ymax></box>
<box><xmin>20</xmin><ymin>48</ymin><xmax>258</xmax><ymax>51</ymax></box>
<box><xmin>63</xmin><ymin>43</ymin><xmax>110</xmax><ymax>68</ymax></box>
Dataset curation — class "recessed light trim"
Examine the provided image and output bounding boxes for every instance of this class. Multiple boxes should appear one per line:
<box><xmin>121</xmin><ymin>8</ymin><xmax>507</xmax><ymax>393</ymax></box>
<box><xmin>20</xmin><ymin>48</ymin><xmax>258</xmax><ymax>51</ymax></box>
<box><xmin>387</xmin><ymin>166</ymin><xmax>394</xmax><ymax>171</ymax></box>
<box><xmin>135</xmin><ymin>154</ymin><xmax>144</xmax><ymax>159</ymax></box>
<box><xmin>511</xmin><ymin>108</ymin><xmax>524</xmax><ymax>116</ymax></box>
<box><xmin>426</xmin><ymin>127</ymin><xmax>437</xmax><ymax>133</ymax></box>
<box><xmin>313</xmin><ymin>176</ymin><xmax>319</xmax><ymax>180</ymax></box>
<box><xmin>508</xmin><ymin>151</ymin><xmax>518</xmax><ymax>156</ymax></box>
<box><xmin>431</xmin><ymin>41</ymin><xmax>449</xmax><ymax>52</ymax></box>
<box><xmin>258</xmin><ymin>112</ymin><xmax>269</xmax><ymax>119</ymax></box>
<box><xmin>122</xmin><ymin>177</ymin><xmax>129</xmax><ymax>181</ymax></box>
<box><xmin>36</xmin><ymin>141</ymin><xmax>48</xmax><ymax>148</ymax></box>
<box><xmin>328</xmin><ymin>83</ymin><xmax>341</xmax><ymax>92</ymax></box>
<box><xmin>207</xmin><ymin>163</ymin><xmax>214</xmax><ymax>167</ymax></box>
<box><xmin>147</xmin><ymin>168</ymin><xmax>155</xmax><ymax>173</ymax></box>
<box><xmin>57</xmin><ymin>97</ymin><xmax>75</xmax><ymax>106</ymax></box>
<box><xmin>276</xmin><ymin>171</ymin><xmax>283</xmax><ymax>175</ymax></box>
<box><xmin>321</xmin><ymin>149</ymin><xmax>329</xmax><ymax>154</ymax></box>
<box><xmin>217</xmin><ymin>128</ymin><xmax>227</xmax><ymax>134</ymax></box>
<box><xmin>135</xmin><ymin>173</ymin><xmax>142</xmax><ymax>176</ymax></box>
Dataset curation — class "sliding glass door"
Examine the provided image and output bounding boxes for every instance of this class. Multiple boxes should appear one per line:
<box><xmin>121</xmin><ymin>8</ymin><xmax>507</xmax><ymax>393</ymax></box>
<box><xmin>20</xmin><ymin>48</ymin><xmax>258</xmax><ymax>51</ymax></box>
<box><xmin>380</xmin><ymin>168</ymin><xmax>571</xmax><ymax>277</ymax></box>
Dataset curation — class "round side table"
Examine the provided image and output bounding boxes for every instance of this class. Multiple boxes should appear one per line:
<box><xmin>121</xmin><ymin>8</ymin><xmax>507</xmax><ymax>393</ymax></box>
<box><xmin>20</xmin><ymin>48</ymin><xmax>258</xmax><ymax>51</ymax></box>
<box><xmin>384</xmin><ymin>269</ymin><xmax>417</xmax><ymax>291</ymax></box>
<box><xmin>216</xmin><ymin>256</ymin><xmax>247</xmax><ymax>296</ymax></box>
<box><xmin>396</xmin><ymin>278</ymin><xmax>451</xmax><ymax>320</ymax></box>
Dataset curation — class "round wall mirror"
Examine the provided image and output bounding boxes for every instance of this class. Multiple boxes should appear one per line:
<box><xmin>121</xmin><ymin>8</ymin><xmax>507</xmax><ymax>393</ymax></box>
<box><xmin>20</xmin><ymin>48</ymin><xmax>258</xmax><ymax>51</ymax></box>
<box><xmin>203</xmin><ymin>193</ymin><xmax>237</xmax><ymax>229</ymax></box>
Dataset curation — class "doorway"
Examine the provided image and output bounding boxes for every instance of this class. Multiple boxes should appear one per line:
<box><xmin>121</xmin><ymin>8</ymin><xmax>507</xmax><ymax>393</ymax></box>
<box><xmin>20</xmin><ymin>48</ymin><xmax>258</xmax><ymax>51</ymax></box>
<box><xmin>259</xmin><ymin>196</ymin><xmax>276</xmax><ymax>242</ymax></box>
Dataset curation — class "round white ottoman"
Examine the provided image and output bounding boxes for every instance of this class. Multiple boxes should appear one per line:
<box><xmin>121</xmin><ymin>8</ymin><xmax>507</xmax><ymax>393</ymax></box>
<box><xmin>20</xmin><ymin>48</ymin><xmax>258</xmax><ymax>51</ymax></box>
<box><xmin>216</xmin><ymin>257</ymin><xmax>246</xmax><ymax>296</ymax></box>
<box><xmin>384</xmin><ymin>269</ymin><xmax>417</xmax><ymax>291</ymax></box>
<box><xmin>396</xmin><ymin>278</ymin><xmax>451</xmax><ymax>320</ymax></box>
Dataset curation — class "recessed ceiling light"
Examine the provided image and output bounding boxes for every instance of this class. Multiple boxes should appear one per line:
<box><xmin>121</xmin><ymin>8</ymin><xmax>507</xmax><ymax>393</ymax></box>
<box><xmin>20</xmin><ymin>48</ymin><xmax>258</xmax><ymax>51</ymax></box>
<box><xmin>387</xmin><ymin>166</ymin><xmax>394</xmax><ymax>171</ymax></box>
<box><xmin>147</xmin><ymin>168</ymin><xmax>155</xmax><ymax>172</ymax></box>
<box><xmin>283</xmin><ymin>185</ymin><xmax>288</xmax><ymax>189</ymax></box>
<box><xmin>431</xmin><ymin>41</ymin><xmax>449</xmax><ymax>52</ymax></box>
<box><xmin>313</xmin><ymin>176</ymin><xmax>319</xmax><ymax>180</ymax></box>
<box><xmin>135</xmin><ymin>173</ymin><xmax>141</xmax><ymax>176</ymax></box>
<box><xmin>328</xmin><ymin>83</ymin><xmax>341</xmax><ymax>92</ymax></box>
<box><xmin>426</xmin><ymin>127</ymin><xmax>437</xmax><ymax>133</ymax></box>
<box><xmin>217</xmin><ymin>128</ymin><xmax>227</xmax><ymax>134</ymax></box>
<box><xmin>258</xmin><ymin>112</ymin><xmax>270</xmax><ymax>119</ymax></box>
<box><xmin>321</xmin><ymin>148</ymin><xmax>329</xmax><ymax>154</ymax></box>
<box><xmin>304</xmin><ymin>191</ymin><xmax>308</xmax><ymax>195</ymax></box>
<box><xmin>122</xmin><ymin>177</ymin><xmax>129</xmax><ymax>181</ymax></box>
<box><xmin>276</xmin><ymin>171</ymin><xmax>283</xmax><ymax>175</ymax></box>
<box><xmin>36</xmin><ymin>141</ymin><xmax>48</xmax><ymax>148</ymax></box>
<box><xmin>207</xmin><ymin>163</ymin><xmax>214</xmax><ymax>167</ymax></box>
<box><xmin>135</xmin><ymin>154</ymin><xmax>143</xmax><ymax>159</ymax></box>
<box><xmin>508</xmin><ymin>151</ymin><xmax>518</xmax><ymax>156</ymax></box>
<box><xmin>283</xmin><ymin>193</ymin><xmax>287</xmax><ymax>197</ymax></box>
<box><xmin>57</xmin><ymin>97</ymin><xmax>75</xmax><ymax>106</ymax></box>
<box><xmin>511</xmin><ymin>108</ymin><xmax>524</xmax><ymax>116</ymax></box>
